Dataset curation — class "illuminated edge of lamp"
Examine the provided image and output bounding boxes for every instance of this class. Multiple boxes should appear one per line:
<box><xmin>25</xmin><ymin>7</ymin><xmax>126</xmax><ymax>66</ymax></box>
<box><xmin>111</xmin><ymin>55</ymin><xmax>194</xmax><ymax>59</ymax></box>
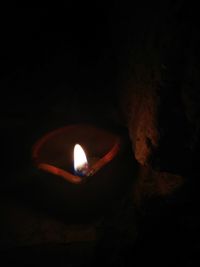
<box><xmin>32</xmin><ymin>125</ymin><xmax>121</xmax><ymax>184</ymax></box>
<box><xmin>36</xmin><ymin>140</ymin><xmax>120</xmax><ymax>184</ymax></box>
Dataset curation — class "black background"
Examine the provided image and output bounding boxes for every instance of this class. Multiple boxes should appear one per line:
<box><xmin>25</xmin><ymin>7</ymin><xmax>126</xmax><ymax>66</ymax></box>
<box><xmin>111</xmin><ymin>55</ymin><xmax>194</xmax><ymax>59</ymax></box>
<box><xmin>0</xmin><ymin>5</ymin><xmax>200</xmax><ymax>267</ymax></box>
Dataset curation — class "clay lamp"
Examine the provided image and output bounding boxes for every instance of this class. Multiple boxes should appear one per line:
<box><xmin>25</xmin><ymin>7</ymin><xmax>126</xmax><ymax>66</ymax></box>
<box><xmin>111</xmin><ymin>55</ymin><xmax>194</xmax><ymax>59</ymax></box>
<box><xmin>32</xmin><ymin>124</ymin><xmax>120</xmax><ymax>184</ymax></box>
<box><xmin>31</xmin><ymin>124</ymin><xmax>135</xmax><ymax>221</ymax></box>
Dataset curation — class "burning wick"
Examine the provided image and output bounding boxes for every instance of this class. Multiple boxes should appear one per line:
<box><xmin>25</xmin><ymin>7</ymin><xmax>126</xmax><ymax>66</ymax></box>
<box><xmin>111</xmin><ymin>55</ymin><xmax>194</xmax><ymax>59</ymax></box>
<box><xmin>73</xmin><ymin>144</ymin><xmax>89</xmax><ymax>176</ymax></box>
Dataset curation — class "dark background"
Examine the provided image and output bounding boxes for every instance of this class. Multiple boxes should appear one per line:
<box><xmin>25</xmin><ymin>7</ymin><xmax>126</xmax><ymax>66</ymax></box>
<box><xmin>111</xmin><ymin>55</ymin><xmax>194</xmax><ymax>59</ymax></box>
<box><xmin>0</xmin><ymin>6</ymin><xmax>118</xmax><ymax>117</ymax></box>
<box><xmin>0</xmin><ymin>5</ymin><xmax>200</xmax><ymax>266</ymax></box>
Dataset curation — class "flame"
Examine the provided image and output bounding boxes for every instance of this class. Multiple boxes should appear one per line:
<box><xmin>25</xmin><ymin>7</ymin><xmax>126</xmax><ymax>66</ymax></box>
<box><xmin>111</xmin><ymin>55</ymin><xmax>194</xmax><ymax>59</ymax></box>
<box><xmin>74</xmin><ymin>144</ymin><xmax>88</xmax><ymax>175</ymax></box>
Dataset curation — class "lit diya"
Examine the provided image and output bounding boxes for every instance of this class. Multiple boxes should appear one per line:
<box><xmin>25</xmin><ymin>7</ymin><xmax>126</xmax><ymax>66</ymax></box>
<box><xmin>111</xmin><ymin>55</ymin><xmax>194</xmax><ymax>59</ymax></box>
<box><xmin>31</xmin><ymin>123</ymin><xmax>136</xmax><ymax>221</ymax></box>
<box><xmin>32</xmin><ymin>124</ymin><xmax>120</xmax><ymax>184</ymax></box>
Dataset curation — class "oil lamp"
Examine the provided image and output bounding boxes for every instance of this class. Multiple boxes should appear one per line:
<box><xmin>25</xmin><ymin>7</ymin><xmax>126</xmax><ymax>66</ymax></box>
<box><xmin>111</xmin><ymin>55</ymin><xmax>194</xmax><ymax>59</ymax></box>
<box><xmin>32</xmin><ymin>124</ymin><xmax>121</xmax><ymax>184</ymax></box>
<box><xmin>31</xmin><ymin>123</ymin><xmax>136</xmax><ymax>221</ymax></box>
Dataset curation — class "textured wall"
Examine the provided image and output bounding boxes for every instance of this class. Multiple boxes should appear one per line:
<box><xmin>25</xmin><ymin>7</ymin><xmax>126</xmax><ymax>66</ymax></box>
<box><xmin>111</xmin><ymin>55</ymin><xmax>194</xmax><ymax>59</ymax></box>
<box><xmin>107</xmin><ymin>1</ymin><xmax>200</xmax><ymax>198</ymax></box>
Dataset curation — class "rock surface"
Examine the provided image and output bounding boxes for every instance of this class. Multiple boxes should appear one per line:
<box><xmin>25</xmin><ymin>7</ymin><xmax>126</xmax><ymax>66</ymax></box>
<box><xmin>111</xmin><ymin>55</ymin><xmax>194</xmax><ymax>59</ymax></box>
<box><xmin>106</xmin><ymin>1</ymin><xmax>200</xmax><ymax>198</ymax></box>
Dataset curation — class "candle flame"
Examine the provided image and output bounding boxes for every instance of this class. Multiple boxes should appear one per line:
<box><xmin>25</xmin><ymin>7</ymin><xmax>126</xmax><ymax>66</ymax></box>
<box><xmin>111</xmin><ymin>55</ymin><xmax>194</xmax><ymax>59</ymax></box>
<box><xmin>74</xmin><ymin>144</ymin><xmax>88</xmax><ymax>175</ymax></box>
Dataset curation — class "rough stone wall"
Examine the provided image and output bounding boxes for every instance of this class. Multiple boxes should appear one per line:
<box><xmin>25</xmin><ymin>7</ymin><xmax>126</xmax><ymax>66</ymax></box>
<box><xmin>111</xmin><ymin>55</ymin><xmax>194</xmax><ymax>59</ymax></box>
<box><xmin>108</xmin><ymin>1</ymin><xmax>200</xmax><ymax>198</ymax></box>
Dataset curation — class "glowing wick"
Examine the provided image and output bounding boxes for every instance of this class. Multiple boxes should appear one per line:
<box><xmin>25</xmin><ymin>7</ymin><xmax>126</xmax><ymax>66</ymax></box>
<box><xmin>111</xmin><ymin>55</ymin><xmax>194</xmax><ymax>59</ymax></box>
<box><xmin>73</xmin><ymin>144</ymin><xmax>89</xmax><ymax>176</ymax></box>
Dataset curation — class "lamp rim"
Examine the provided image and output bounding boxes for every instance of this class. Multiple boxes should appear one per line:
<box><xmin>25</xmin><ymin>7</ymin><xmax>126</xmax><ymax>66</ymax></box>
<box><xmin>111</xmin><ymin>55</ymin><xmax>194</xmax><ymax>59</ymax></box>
<box><xmin>32</xmin><ymin>123</ymin><xmax>121</xmax><ymax>184</ymax></box>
